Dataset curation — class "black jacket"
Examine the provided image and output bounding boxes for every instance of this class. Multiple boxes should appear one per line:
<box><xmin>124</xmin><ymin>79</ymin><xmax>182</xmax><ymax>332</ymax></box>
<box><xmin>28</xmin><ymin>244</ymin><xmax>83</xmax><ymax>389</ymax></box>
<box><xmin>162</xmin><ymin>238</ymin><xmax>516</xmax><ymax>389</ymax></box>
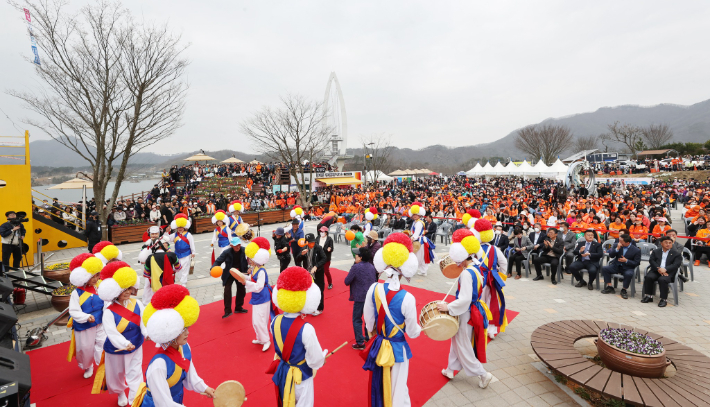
<box><xmin>572</xmin><ymin>240</ymin><xmax>604</xmax><ymax>263</ymax></box>
<box><xmin>491</xmin><ymin>233</ymin><xmax>509</xmax><ymax>251</ymax></box>
<box><xmin>649</xmin><ymin>248</ymin><xmax>683</xmax><ymax>280</ymax></box>
<box><xmin>303</xmin><ymin>245</ymin><xmax>327</xmax><ymax>273</ymax></box>
<box><xmin>392</xmin><ymin>218</ymin><xmax>406</xmax><ymax>230</ymax></box>
<box><xmin>0</xmin><ymin>221</ymin><xmax>25</xmax><ymax>244</ymax></box>
<box><xmin>317</xmin><ymin>236</ymin><xmax>334</xmax><ymax>262</ymax></box>
<box><xmin>273</xmin><ymin>236</ymin><xmax>291</xmax><ymax>260</ymax></box>
<box><xmin>540</xmin><ymin>236</ymin><xmax>564</xmax><ymax>257</ymax></box>
<box><xmin>84</xmin><ymin>219</ymin><xmax>102</xmax><ymax>242</ymax></box>
<box><xmin>212</xmin><ymin>247</ymin><xmax>249</xmax><ymax>286</ymax></box>
<box><xmin>529</xmin><ymin>231</ymin><xmax>546</xmax><ymax>253</ymax></box>
<box><xmin>425</xmin><ymin>221</ymin><xmax>437</xmax><ymax>241</ymax></box>
<box><xmin>607</xmin><ymin>243</ymin><xmax>641</xmax><ymax>272</ymax></box>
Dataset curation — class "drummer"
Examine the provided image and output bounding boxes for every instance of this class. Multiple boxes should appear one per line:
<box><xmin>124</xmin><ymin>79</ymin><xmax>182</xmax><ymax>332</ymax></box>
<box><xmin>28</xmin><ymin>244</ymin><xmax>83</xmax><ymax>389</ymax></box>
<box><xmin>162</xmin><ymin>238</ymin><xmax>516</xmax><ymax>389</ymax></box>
<box><xmin>437</xmin><ymin>229</ymin><xmax>493</xmax><ymax>388</ymax></box>
<box><xmin>473</xmin><ymin>219</ymin><xmax>508</xmax><ymax>339</ymax></box>
<box><xmin>133</xmin><ymin>285</ymin><xmax>216</xmax><ymax>405</ymax></box>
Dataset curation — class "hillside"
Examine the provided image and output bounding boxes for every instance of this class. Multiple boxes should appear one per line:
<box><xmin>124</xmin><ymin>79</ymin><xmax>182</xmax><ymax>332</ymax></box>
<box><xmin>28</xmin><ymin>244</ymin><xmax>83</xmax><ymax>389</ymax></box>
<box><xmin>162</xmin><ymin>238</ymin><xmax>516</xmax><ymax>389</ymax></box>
<box><xmin>18</xmin><ymin>98</ymin><xmax>710</xmax><ymax>172</ymax></box>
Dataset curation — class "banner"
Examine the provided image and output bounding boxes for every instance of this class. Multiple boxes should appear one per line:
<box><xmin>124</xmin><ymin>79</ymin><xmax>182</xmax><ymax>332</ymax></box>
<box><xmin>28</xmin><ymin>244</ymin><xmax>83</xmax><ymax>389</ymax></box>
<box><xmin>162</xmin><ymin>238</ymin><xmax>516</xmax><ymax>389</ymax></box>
<box><xmin>598</xmin><ymin>177</ymin><xmax>653</xmax><ymax>185</ymax></box>
<box><xmin>24</xmin><ymin>8</ymin><xmax>40</xmax><ymax>65</ymax></box>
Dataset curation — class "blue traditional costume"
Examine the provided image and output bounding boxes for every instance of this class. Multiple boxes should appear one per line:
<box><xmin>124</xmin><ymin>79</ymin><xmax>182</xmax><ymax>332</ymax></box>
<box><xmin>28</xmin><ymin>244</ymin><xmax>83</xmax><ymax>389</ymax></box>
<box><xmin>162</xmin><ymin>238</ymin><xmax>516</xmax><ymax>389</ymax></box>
<box><xmin>408</xmin><ymin>202</ymin><xmax>436</xmax><ymax>276</ymax></box>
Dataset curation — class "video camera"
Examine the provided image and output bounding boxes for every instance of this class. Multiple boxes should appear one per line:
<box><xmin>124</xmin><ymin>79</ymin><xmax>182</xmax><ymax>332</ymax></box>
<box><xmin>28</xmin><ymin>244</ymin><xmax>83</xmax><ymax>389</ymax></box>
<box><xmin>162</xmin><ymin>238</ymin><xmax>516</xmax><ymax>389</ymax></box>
<box><xmin>8</xmin><ymin>211</ymin><xmax>28</xmax><ymax>226</ymax></box>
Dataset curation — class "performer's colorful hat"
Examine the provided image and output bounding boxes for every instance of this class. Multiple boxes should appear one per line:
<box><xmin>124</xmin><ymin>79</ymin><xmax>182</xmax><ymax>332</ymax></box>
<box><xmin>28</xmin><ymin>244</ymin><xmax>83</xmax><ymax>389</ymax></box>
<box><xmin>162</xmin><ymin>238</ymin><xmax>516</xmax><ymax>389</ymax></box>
<box><xmin>92</xmin><ymin>241</ymin><xmax>123</xmax><ymax>265</ymax></box>
<box><xmin>449</xmin><ymin>229</ymin><xmax>481</xmax><ymax>263</ymax></box>
<box><xmin>271</xmin><ymin>266</ymin><xmax>321</xmax><ymax>315</ymax></box>
<box><xmin>408</xmin><ymin>201</ymin><xmax>426</xmax><ymax>217</ymax></box>
<box><xmin>474</xmin><ymin>219</ymin><xmax>494</xmax><ymax>243</ymax></box>
<box><xmin>228</xmin><ymin>200</ymin><xmax>244</xmax><ymax>213</ymax></box>
<box><xmin>461</xmin><ymin>209</ymin><xmax>481</xmax><ymax>229</ymax></box>
<box><xmin>143</xmin><ymin>285</ymin><xmax>200</xmax><ymax>344</ymax></box>
<box><xmin>170</xmin><ymin>213</ymin><xmax>191</xmax><ymax>230</ymax></box>
<box><xmin>68</xmin><ymin>253</ymin><xmax>104</xmax><ymax>287</ymax></box>
<box><xmin>373</xmin><ymin>232</ymin><xmax>418</xmax><ymax>279</ymax></box>
<box><xmin>365</xmin><ymin>206</ymin><xmax>379</xmax><ymax>221</ymax></box>
<box><xmin>97</xmin><ymin>261</ymin><xmax>138</xmax><ymax>301</ymax></box>
<box><xmin>212</xmin><ymin>209</ymin><xmax>229</xmax><ymax>225</ymax></box>
<box><xmin>290</xmin><ymin>205</ymin><xmax>304</xmax><ymax>220</ymax></box>
<box><xmin>245</xmin><ymin>236</ymin><xmax>271</xmax><ymax>265</ymax></box>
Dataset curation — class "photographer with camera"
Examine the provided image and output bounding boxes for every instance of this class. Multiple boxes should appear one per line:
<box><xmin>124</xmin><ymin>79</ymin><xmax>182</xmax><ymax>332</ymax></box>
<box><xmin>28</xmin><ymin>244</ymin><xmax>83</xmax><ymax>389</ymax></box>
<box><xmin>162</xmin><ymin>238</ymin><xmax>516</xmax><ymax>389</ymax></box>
<box><xmin>1</xmin><ymin>211</ymin><xmax>27</xmax><ymax>270</ymax></box>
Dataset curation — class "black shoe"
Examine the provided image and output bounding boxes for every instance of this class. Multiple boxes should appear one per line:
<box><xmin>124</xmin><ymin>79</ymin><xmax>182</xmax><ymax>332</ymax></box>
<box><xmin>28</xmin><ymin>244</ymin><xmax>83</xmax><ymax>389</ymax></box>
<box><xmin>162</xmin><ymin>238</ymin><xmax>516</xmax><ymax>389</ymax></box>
<box><xmin>620</xmin><ymin>289</ymin><xmax>628</xmax><ymax>299</ymax></box>
<box><xmin>658</xmin><ymin>299</ymin><xmax>667</xmax><ymax>307</ymax></box>
<box><xmin>588</xmin><ymin>282</ymin><xmax>594</xmax><ymax>290</ymax></box>
<box><xmin>352</xmin><ymin>343</ymin><xmax>366</xmax><ymax>350</ymax></box>
<box><xmin>533</xmin><ymin>275</ymin><xmax>544</xmax><ymax>281</ymax></box>
<box><xmin>601</xmin><ymin>286</ymin><xmax>615</xmax><ymax>294</ymax></box>
<box><xmin>679</xmin><ymin>275</ymin><xmax>689</xmax><ymax>283</ymax></box>
<box><xmin>328</xmin><ymin>284</ymin><xmax>333</xmax><ymax>290</ymax></box>
<box><xmin>234</xmin><ymin>308</ymin><xmax>248</xmax><ymax>314</ymax></box>
<box><xmin>222</xmin><ymin>312</ymin><xmax>232</xmax><ymax>319</ymax></box>
<box><xmin>575</xmin><ymin>281</ymin><xmax>587</xmax><ymax>288</ymax></box>
<box><xmin>551</xmin><ymin>279</ymin><xmax>557</xmax><ymax>285</ymax></box>
<box><xmin>564</xmin><ymin>269</ymin><xmax>572</xmax><ymax>275</ymax></box>
<box><xmin>641</xmin><ymin>296</ymin><xmax>653</xmax><ymax>303</ymax></box>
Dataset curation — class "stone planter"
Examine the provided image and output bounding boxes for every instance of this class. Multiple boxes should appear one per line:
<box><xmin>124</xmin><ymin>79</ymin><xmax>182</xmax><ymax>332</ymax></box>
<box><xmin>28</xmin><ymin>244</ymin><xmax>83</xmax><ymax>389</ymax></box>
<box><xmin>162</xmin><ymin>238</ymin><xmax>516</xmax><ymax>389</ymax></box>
<box><xmin>595</xmin><ymin>333</ymin><xmax>671</xmax><ymax>378</ymax></box>
<box><xmin>42</xmin><ymin>268</ymin><xmax>71</xmax><ymax>285</ymax></box>
<box><xmin>50</xmin><ymin>294</ymin><xmax>71</xmax><ymax>326</ymax></box>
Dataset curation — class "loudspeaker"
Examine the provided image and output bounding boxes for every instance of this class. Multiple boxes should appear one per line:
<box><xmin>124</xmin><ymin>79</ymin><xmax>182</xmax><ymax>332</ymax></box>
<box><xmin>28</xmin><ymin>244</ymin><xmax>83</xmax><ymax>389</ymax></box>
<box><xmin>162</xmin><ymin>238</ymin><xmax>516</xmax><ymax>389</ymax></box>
<box><xmin>0</xmin><ymin>348</ymin><xmax>31</xmax><ymax>403</ymax></box>
<box><xmin>0</xmin><ymin>381</ymin><xmax>24</xmax><ymax>407</ymax></box>
<box><xmin>0</xmin><ymin>303</ymin><xmax>16</xmax><ymax>339</ymax></box>
<box><xmin>0</xmin><ymin>276</ymin><xmax>13</xmax><ymax>302</ymax></box>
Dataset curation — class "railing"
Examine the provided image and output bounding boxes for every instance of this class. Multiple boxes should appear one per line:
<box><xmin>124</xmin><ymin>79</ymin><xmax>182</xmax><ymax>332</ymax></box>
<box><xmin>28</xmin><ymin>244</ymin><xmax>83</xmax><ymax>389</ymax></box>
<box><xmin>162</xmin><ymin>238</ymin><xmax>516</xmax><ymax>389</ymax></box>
<box><xmin>31</xmin><ymin>188</ymin><xmax>85</xmax><ymax>230</ymax></box>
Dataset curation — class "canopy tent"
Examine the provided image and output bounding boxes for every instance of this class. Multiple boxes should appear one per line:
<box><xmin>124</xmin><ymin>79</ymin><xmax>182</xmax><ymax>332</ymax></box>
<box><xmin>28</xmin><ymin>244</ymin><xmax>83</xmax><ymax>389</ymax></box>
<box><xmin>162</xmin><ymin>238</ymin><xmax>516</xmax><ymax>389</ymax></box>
<box><xmin>490</xmin><ymin>161</ymin><xmax>506</xmax><ymax>176</ymax></box>
<box><xmin>481</xmin><ymin>162</ymin><xmax>494</xmax><ymax>175</ymax></box>
<box><xmin>221</xmin><ymin>156</ymin><xmax>244</xmax><ymax>163</ymax></box>
<box><xmin>249</xmin><ymin>160</ymin><xmax>262</xmax><ymax>164</ymax></box>
<box><xmin>531</xmin><ymin>159</ymin><xmax>550</xmax><ymax>174</ymax></box>
<box><xmin>365</xmin><ymin>170</ymin><xmax>393</xmax><ymax>182</ymax></box>
<box><xmin>316</xmin><ymin>177</ymin><xmax>363</xmax><ymax>186</ymax></box>
<box><xmin>516</xmin><ymin>160</ymin><xmax>534</xmax><ymax>175</ymax></box>
<box><xmin>548</xmin><ymin>158</ymin><xmax>569</xmax><ymax>173</ymax></box>
<box><xmin>504</xmin><ymin>161</ymin><xmax>520</xmax><ymax>175</ymax></box>
<box><xmin>184</xmin><ymin>150</ymin><xmax>216</xmax><ymax>161</ymax></box>
<box><xmin>388</xmin><ymin>170</ymin><xmax>404</xmax><ymax>176</ymax></box>
<box><xmin>466</xmin><ymin>163</ymin><xmax>483</xmax><ymax>176</ymax></box>
<box><xmin>48</xmin><ymin>177</ymin><xmax>93</xmax><ymax>229</ymax></box>
<box><xmin>429</xmin><ymin>171</ymin><xmax>438</xmax><ymax>176</ymax></box>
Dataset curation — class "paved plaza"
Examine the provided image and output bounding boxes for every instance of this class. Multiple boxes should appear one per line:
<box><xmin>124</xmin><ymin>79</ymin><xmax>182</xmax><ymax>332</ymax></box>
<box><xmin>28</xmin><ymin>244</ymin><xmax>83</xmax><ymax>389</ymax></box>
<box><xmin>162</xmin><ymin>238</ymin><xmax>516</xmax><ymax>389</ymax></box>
<box><xmin>20</xmin><ymin>209</ymin><xmax>710</xmax><ymax>407</ymax></box>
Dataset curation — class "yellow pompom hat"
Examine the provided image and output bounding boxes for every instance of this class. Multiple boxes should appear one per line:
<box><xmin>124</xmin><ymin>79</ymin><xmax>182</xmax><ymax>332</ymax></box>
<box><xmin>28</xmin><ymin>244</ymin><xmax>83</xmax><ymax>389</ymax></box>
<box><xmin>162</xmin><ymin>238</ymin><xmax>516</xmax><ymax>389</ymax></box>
<box><xmin>408</xmin><ymin>201</ymin><xmax>426</xmax><ymax>217</ymax></box>
<box><xmin>373</xmin><ymin>232</ymin><xmax>419</xmax><ymax>279</ymax></box>
<box><xmin>290</xmin><ymin>205</ymin><xmax>304</xmax><ymax>219</ymax></box>
<box><xmin>212</xmin><ymin>210</ymin><xmax>229</xmax><ymax>225</ymax></box>
<box><xmin>68</xmin><ymin>253</ymin><xmax>104</xmax><ymax>287</ymax></box>
<box><xmin>143</xmin><ymin>285</ymin><xmax>200</xmax><ymax>344</ymax></box>
<box><xmin>245</xmin><ymin>237</ymin><xmax>271</xmax><ymax>265</ymax></box>
<box><xmin>461</xmin><ymin>209</ymin><xmax>481</xmax><ymax>230</ymax></box>
<box><xmin>271</xmin><ymin>267</ymin><xmax>321</xmax><ymax>315</ymax></box>
<box><xmin>365</xmin><ymin>206</ymin><xmax>379</xmax><ymax>221</ymax></box>
<box><xmin>92</xmin><ymin>241</ymin><xmax>123</xmax><ymax>265</ymax></box>
<box><xmin>228</xmin><ymin>200</ymin><xmax>244</xmax><ymax>213</ymax></box>
<box><xmin>97</xmin><ymin>261</ymin><xmax>138</xmax><ymax>301</ymax></box>
<box><xmin>474</xmin><ymin>219</ymin><xmax>494</xmax><ymax>243</ymax></box>
<box><xmin>171</xmin><ymin>213</ymin><xmax>192</xmax><ymax>230</ymax></box>
<box><xmin>449</xmin><ymin>229</ymin><xmax>481</xmax><ymax>263</ymax></box>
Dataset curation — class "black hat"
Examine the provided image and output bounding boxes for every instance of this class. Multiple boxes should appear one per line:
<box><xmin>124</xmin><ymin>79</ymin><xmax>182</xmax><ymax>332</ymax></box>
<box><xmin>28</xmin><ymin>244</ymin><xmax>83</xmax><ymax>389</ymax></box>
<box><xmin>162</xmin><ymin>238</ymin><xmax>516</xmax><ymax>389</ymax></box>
<box><xmin>305</xmin><ymin>233</ymin><xmax>316</xmax><ymax>243</ymax></box>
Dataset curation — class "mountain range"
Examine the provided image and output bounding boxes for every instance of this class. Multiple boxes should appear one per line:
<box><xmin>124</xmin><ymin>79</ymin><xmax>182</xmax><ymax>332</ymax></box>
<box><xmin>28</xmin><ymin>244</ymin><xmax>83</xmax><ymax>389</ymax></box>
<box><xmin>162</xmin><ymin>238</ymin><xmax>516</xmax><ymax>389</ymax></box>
<box><xmin>16</xmin><ymin>98</ymin><xmax>710</xmax><ymax>173</ymax></box>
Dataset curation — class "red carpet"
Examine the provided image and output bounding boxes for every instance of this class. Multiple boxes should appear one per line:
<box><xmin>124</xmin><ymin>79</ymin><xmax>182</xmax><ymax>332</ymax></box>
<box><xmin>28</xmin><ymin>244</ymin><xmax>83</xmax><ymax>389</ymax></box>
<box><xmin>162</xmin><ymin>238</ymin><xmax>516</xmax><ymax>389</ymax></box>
<box><xmin>28</xmin><ymin>268</ymin><xmax>518</xmax><ymax>406</ymax></box>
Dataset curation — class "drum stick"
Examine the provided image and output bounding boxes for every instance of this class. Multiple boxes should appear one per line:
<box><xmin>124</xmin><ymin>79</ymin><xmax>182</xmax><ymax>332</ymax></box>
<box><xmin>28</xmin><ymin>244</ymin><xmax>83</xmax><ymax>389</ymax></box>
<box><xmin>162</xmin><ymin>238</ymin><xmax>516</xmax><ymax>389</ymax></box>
<box><xmin>326</xmin><ymin>341</ymin><xmax>348</xmax><ymax>359</ymax></box>
<box><xmin>441</xmin><ymin>282</ymin><xmax>456</xmax><ymax>303</ymax></box>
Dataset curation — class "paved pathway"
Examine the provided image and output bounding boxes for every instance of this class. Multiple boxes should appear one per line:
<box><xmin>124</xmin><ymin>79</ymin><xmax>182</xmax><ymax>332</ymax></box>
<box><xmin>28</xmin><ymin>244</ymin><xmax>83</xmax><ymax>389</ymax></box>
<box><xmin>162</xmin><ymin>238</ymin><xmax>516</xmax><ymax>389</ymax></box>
<box><xmin>21</xmin><ymin>211</ymin><xmax>710</xmax><ymax>407</ymax></box>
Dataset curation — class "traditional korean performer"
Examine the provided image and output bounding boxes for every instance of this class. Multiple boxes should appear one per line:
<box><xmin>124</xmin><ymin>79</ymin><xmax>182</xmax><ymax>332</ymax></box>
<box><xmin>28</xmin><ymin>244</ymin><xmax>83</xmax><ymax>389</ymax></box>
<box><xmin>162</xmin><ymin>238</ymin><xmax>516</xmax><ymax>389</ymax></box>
<box><xmin>438</xmin><ymin>229</ymin><xmax>493</xmax><ymax>388</ymax></box>
<box><xmin>363</xmin><ymin>232</ymin><xmax>421</xmax><ymax>407</ymax></box>
<box><xmin>168</xmin><ymin>214</ymin><xmax>196</xmax><ymax>286</ymax></box>
<box><xmin>239</xmin><ymin>236</ymin><xmax>279</xmax><ymax>352</ymax></box>
<box><xmin>132</xmin><ymin>285</ymin><xmax>216</xmax><ymax>406</ymax></box>
<box><xmin>267</xmin><ymin>266</ymin><xmax>327</xmax><ymax>407</ymax></box>
<box><xmin>93</xmin><ymin>261</ymin><xmax>146</xmax><ymax>406</ymax></box>
<box><xmin>67</xmin><ymin>253</ymin><xmax>106</xmax><ymax>379</ymax></box>
<box><xmin>473</xmin><ymin>219</ymin><xmax>508</xmax><ymax>339</ymax></box>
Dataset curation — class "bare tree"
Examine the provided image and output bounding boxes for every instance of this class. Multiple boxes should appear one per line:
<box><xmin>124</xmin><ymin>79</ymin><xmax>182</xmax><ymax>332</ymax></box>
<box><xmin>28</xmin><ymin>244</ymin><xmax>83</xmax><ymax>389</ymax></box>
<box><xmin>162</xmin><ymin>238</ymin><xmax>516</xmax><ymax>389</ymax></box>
<box><xmin>599</xmin><ymin>121</ymin><xmax>644</xmax><ymax>156</ymax></box>
<box><xmin>515</xmin><ymin>124</ymin><xmax>573</xmax><ymax>164</ymax></box>
<box><xmin>574</xmin><ymin>135</ymin><xmax>598</xmax><ymax>152</ymax></box>
<box><xmin>8</xmin><ymin>0</ymin><xmax>189</xmax><ymax>239</ymax></box>
<box><xmin>241</xmin><ymin>94</ymin><xmax>331</xmax><ymax>208</ymax></box>
<box><xmin>642</xmin><ymin>124</ymin><xmax>674</xmax><ymax>149</ymax></box>
<box><xmin>360</xmin><ymin>133</ymin><xmax>395</xmax><ymax>184</ymax></box>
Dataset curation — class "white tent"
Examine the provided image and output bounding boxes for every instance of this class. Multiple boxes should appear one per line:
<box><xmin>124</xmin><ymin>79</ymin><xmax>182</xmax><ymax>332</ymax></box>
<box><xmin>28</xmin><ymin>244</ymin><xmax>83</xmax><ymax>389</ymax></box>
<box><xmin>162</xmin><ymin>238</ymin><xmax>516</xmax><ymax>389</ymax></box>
<box><xmin>481</xmin><ymin>162</ymin><xmax>494</xmax><ymax>175</ymax></box>
<box><xmin>504</xmin><ymin>161</ymin><xmax>520</xmax><ymax>175</ymax></box>
<box><xmin>466</xmin><ymin>163</ymin><xmax>483</xmax><ymax>177</ymax></box>
<box><xmin>517</xmin><ymin>160</ymin><xmax>534</xmax><ymax>176</ymax></box>
<box><xmin>531</xmin><ymin>159</ymin><xmax>550</xmax><ymax>175</ymax></box>
<box><xmin>491</xmin><ymin>161</ymin><xmax>506</xmax><ymax>176</ymax></box>
<box><xmin>547</xmin><ymin>158</ymin><xmax>569</xmax><ymax>180</ymax></box>
<box><xmin>365</xmin><ymin>170</ymin><xmax>393</xmax><ymax>182</ymax></box>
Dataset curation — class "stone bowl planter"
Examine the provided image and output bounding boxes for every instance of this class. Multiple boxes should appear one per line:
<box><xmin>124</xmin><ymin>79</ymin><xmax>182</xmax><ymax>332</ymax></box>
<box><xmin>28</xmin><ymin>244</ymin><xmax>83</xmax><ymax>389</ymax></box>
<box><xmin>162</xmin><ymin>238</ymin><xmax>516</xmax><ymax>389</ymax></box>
<box><xmin>595</xmin><ymin>331</ymin><xmax>671</xmax><ymax>378</ymax></box>
<box><xmin>50</xmin><ymin>285</ymin><xmax>75</xmax><ymax>326</ymax></box>
<box><xmin>42</xmin><ymin>262</ymin><xmax>71</xmax><ymax>285</ymax></box>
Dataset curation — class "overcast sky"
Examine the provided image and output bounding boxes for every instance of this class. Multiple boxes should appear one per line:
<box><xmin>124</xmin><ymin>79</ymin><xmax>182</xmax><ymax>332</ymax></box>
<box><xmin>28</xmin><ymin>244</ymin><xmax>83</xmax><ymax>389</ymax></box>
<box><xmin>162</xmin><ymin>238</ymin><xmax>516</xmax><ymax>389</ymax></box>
<box><xmin>1</xmin><ymin>0</ymin><xmax>709</xmax><ymax>155</ymax></box>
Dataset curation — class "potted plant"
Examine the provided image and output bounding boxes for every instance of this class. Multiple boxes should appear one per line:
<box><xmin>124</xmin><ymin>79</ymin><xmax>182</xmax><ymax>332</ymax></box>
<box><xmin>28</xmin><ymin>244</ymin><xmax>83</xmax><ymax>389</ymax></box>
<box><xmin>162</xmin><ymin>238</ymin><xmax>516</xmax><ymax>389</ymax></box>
<box><xmin>42</xmin><ymin>261</ymin><xmax>71</xmax><ymax>284</ymax></box>
<box><xmin>50</xmin><ymin>284</ymin><xmax>76</xmax><ymax>326</ymax></box>
<box><xmin>596</xmin><ymin>328</ymin><xmax>670</xmax><ymax>378</ymax></box>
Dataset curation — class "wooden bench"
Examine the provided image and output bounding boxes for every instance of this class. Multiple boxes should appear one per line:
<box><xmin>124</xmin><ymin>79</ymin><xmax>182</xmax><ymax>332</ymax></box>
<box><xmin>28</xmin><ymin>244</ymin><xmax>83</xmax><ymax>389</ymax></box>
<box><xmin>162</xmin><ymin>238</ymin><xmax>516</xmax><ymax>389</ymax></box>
<box><xmin>531</xmin><ymin>320</ymin><xmax>710</xmax><ymax>406</ymax></box>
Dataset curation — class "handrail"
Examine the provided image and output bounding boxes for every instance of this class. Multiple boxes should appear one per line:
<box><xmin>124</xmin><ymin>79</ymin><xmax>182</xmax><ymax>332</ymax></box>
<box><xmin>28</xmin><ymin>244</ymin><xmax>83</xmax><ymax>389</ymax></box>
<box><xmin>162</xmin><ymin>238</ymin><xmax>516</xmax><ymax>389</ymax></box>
<box><xmin>32</xmin><ymin>204</ymin><xmax>83</xmax><ymax>230</ymax></box>
<box><xmin>32</xmin><ymin>188</ymin><xmax>85</xmax><ymax>228</ymax></box>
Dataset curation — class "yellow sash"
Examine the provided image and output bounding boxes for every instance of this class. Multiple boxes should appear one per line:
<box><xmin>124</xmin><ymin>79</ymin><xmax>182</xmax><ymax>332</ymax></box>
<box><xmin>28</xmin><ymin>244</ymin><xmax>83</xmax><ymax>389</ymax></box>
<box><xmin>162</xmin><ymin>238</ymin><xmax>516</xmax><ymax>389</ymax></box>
<box><xmin>67</xmin><ymin>290</ymin><xmax>95</xmax><ymax>362</ymax></box>
<box><xmin>274</xmin><ymin>315</ymin><xmax>306</xmax><ymax>407</ymax></box>
<box><xmin>373</xmin><ymin>284</ymin><xmax>404</xmax><ymax>407</ymax></box>
<box><xmin>92</xmin><ymin>299</ymin><xmax>137</xmax><ymax>395</ymax></box>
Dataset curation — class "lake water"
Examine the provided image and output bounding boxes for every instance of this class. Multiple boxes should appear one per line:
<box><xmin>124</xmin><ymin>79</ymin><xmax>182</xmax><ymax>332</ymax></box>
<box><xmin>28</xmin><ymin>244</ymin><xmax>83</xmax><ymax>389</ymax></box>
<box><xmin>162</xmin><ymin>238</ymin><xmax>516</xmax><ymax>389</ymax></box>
<box><xmin>36</xmin><ymin>178</ymin><xmax>161</xmax><ymax>203</ymax></box>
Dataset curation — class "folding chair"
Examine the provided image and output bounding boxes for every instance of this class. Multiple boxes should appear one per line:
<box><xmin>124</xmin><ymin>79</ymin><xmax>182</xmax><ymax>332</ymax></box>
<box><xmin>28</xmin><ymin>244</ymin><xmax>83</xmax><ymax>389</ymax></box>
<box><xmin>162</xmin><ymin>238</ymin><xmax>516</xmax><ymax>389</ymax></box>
<box><xmin>507</xmin><ymin>248</ymin><xmax>531</xmax><ymax>278</ymax></box>
<box><xmin>682</xmin><ymin>247</ymin><xmax>694</xmax><ymax>282</ymax></box>
<box><xmin>435</xmin><ymin>222</ymin><xmax>452</xmax><ymax>245</ymax></box>
<box><xmin>643</xmin><ymin>265</ymin><xmax>681</xmax><ymax>305</ymax></box>
<box><xmin>568</xmin><ymin>255</ymin><xmax>603</xmax><ymax>290</ymax></box>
